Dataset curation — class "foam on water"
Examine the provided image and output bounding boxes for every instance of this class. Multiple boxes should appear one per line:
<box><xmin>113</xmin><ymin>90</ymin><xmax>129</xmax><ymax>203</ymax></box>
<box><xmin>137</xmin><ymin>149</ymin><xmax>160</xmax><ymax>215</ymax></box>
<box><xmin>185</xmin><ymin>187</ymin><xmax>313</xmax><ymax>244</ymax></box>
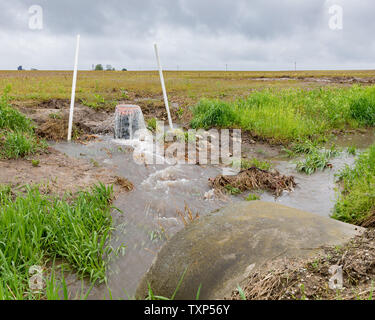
<box><xmin>141</xmin><ymin>165</ymin><xmax>192</xmax><ymax>193</ymax></box>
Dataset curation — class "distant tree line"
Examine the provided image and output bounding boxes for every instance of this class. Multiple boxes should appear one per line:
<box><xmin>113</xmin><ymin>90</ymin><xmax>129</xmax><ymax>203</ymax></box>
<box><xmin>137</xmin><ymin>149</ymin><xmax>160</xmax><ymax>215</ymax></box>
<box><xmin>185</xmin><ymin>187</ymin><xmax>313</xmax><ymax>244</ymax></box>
<box><xmin>94</xmin><ymin>64</ymin><xmax>127</xmax><ymax>71</ymax></box>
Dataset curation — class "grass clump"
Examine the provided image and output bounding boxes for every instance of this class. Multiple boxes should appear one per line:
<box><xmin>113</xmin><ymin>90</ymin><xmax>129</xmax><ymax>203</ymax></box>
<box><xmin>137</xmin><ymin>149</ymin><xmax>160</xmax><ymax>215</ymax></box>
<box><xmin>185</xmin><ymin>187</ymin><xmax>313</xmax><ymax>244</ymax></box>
<box><xmin>225</xmin><ymin>185</ymin><xmax>242</xmax><ymax>195</ymax></box>
<box><xmin>147</xmin><ymin>117</ymin><xmax>157</xmax><ymax>131</ymax></box>
<box><xmin>190</xmin><ymin>99</ymin><xmax>237</xmax><ymax>129</ymax></box>
<box><xmin>238</xmin><ymin>158</ymin><xmax>272</xmax><ymax>171</ymax></box>
<box><xmin>283</xmin><ymin>140</ymin><xmax>320</xmax><ymax>157</ymax></box>
<box><xmin>246</xmin><ymin>193</ymin><xmax>260</xmax><ymax>201</ymax></box>
<box><xmin>0</xmin><ymin>87</ymin><xmax>33</xmax><ymax>131</ymax></box>
<box><xmin>0</xmin><ymin>86</ymin><xmax>46</xmax><ymax>159</ymax></box>
<box><xmin>347</xmin><ymin>146</ymin><xmax>357</xmax><ymax>156</ymax></box>
<box><xmin>296</xmin><ymin>146</ymin><xmax>339</xmax><ymax>175</ymax></box>
<box><xmin>349</xmin><ymin>89</ymin><xmax>375</xmax><ymax>126</ymax></box>
<box><xmin>1</xmin><ymin>131</ymin><xmax>40</xmax><ymax>159</ymax></box>
<box><xmin>332</xmin><ymin>143</ymin><xmax>375</xmax><ymax>225</ymax></box>
<box><xmin>0</xmin><ymin>183</ymin><xmax>117</xmax><ymax>300</ymax></box>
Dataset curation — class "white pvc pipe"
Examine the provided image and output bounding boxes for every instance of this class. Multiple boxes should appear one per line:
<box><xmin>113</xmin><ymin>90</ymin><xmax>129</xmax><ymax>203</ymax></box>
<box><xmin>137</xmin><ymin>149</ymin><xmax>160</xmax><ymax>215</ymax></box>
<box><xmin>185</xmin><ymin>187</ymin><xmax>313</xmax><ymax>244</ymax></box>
<box><xmin>154</xmin><ymin>43</ymin><xmax>173</xmax><ymax>129</ymax></box>
<box><xmin>67</xmin><ymin>34</ymin><xmax>80</xmax><ymax>141</ymax></box>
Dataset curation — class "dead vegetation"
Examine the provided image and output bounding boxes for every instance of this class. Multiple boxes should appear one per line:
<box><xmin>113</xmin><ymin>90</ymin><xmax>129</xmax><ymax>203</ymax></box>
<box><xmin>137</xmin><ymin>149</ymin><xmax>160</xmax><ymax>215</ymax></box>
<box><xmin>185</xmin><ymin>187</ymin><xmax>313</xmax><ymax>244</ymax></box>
<box><xmin>176</xmin><ymin>202</ymin><xmax>200</xmax><ymax>226</ymax></box>
<box><xmin>209</xmin><ymin>167</ymin><xmax>296</xmax><ymax>197</ymax></box>
<box><xmin>36</xmin><ymin>118</ymin><xmax>75</xmax><ymax>140</ymax></box>
<box><xmin>360</xmin><ymin>210</ymin><xmax>375</xmax><ymax>228</ymax></box>
<box><xmin>231</xmin><ymin>229</ymin><xmax>375</xmax><ymax>300</ymax></box>
<box><xmin>114</xmin><ymin>176</ymin><xmax>134</xmax><ymax>191</ymax></box>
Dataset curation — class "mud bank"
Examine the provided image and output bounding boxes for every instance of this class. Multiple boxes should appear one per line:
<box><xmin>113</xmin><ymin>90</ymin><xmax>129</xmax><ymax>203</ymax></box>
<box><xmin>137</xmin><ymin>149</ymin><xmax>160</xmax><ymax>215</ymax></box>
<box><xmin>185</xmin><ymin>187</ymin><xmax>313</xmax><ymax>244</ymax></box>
<box><xmin>0</xmin><ymin>146</ymin><xmax>131</xmax><ymax>196</ymax></box>
<box><xmin>14</xmin><ymin>98</ymin><xmax>189</xmax><ymax>141</ymax></box>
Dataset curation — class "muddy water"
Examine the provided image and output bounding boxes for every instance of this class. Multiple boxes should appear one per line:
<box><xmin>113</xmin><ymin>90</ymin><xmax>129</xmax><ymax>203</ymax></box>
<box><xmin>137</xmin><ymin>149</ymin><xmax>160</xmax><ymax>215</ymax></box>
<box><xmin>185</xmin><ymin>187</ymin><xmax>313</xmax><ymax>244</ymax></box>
<box><xmin>50</xmin><ymin>130</ymin><xmax>374</xmax><ymax>299</ymax></box>
<box><xmin>261</xmin><ymin>155</ymin><xmax>356</xmax><ymax>217</ymax></box>
<box><xmin>52</xmin><ymin>137</ymin><xmax>233</xmax><ymax>299</ymax></box>
<box><xmin>260</xmin><ymin>130</ymin><xmax>375</xmax><ymax>216</ymax></box>
<box><xmin>330</xmin><ymin>128</ymin><xmax>375</xmax><ymax>149</ymax></box>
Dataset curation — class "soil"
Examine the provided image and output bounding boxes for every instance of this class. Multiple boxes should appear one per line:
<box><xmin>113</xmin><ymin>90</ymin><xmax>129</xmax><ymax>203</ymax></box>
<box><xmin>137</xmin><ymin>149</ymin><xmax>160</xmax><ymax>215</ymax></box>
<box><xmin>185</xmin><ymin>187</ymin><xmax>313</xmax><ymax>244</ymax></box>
<box><xmin>14</xmin><ymin>98</ymin><xmax>193</xmax><ymax>141</ymax></box>
<box><xmin>15</xmin><ymin>99</ymin><xmax>114</xmax><ymax>140</ymax></box>
<box><xmin>251</xmin><ymin>76</ymin><xmax>375</xmax><ymax>85</ymax></box>
<box><xmin>0</xmin><ymin>146</ymin><xmax>132</xmax><ymax>196</ymax></box>
<box><xmin>230</xmin><ymin>228</ymin><xmax>375</xmax><ymax>300</ymax></box>
<box><xmin>241</xmin><ymin>131</ymin><xmax>284</xmax><ymax>159</ymax></box>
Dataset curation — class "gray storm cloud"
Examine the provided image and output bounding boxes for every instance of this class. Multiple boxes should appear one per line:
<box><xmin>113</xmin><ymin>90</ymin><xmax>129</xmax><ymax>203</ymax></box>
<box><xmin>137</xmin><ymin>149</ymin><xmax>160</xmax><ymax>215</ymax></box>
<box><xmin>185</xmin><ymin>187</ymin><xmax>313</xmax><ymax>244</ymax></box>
<box><xmin>0</xmin><ymin>0</ymin><xmax>374</xmax><ymax>70</ymax></box>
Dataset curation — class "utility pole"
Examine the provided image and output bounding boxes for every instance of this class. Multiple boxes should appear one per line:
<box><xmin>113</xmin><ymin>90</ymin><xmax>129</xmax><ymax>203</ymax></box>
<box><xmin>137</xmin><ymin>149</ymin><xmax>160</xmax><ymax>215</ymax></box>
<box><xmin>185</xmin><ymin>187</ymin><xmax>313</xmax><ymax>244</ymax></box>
<box><xmin>226</xmin><ymin>64</ymin><xmax>228</xmax><ymax>72</ymax></box>
<box><xmin>294</xmin><ymin>61</ymin><xmax>297</xmax><ymax>71</ymax></box>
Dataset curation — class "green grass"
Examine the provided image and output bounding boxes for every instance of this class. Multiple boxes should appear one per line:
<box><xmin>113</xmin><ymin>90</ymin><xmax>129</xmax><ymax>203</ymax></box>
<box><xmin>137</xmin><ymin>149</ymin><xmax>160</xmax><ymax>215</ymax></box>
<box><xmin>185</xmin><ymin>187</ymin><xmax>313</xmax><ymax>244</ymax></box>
<box><xmin>332</xmin><ymin>143</ymin><xmax>375</xmax><ymax>225</ymax></box>
<box><xmin>191</xmin><ymin>99</ymin><xmax>237</xmax><ymax>129</ymax></box>
<box><xmin>347</xmin><ymin>146</ymin><xmax>357</xmax><ymax>156</ymax></box>
<box><xmin>246</xmin><ymin>193</ymin><xmax>260</xmax><ymax>201</ymax></box>
<box><xmin>283</xmin><ymin>139</ymin><xmax>341</xmax><ymax>175</ymax></box>
<box><xmin>225</xmin><ymin>185</ymin><xmax>242</xmax><ymax>195</ymax></box>
<box><xmin>147</xmin><ymin>117</ymin><xmax>157</xmax><ymax>131</ymax></box>
<box><xmin>350</xmin><ymin>93</ymin><xmax>375</xmax><ymax>126</ymax></box>
<box><xmin>232</xmin><ymin>157</ymin><xmax>272</xmax><ymax>171</ymax></box>
<box><xmin>296</xmin><ymin>146</ymin><xmax>340</xmax><ymax>175</ymax></box>
<box><xmin>191</xmin><ymin>85</ymin><xmax>375</xmax><ymax>143</ymax></box>
<box><xmin>0</xmin><ymin>86</ymin><xmax>46</xmax><ymax>159</ymax></box>
<box><xmin>283</xmin><ymin>140</ymin><xmax>320</xmax><ymax>157</ymax></box>
<box><xmin>0</xmin><ymin>183</ymin><xmax>117</xmax><ymax>300</ymax></box>
<box><xmin>240</xmin><ymin>158</ymin><xmax>272</xmax><ymax>171</ymax></box>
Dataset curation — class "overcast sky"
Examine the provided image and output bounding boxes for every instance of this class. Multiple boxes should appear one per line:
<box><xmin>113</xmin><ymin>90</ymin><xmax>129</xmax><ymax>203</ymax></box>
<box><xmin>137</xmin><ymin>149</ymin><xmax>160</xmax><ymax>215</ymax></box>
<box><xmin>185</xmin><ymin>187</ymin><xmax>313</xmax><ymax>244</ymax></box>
<box><xmin>1</xmin><ymin>0</ymin><xmax>374</xmax><ymax>71</ymax></box>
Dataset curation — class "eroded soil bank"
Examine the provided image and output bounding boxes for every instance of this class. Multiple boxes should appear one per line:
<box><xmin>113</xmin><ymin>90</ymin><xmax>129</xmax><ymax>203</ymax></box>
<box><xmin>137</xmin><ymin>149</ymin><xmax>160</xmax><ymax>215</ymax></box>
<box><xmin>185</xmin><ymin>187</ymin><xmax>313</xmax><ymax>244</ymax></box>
<box><xmin>14</xmin><ymin>98</ymin><xmax>190</xmax><ymax>141</ymax></box>
<box><xmin>0</xmin><ymin>146</ymin><xmax>133</xmax><ymax>197</ymax></box>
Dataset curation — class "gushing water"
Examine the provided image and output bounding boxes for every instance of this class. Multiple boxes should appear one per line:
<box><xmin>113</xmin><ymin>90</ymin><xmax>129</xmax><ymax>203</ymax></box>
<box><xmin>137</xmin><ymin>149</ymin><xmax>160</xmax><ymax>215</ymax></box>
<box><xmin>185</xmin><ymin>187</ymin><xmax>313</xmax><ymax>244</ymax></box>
<box><xmin>114</xmin><ymin>105</ymin><xmax>146</xmax><ymax>140</ymax></box>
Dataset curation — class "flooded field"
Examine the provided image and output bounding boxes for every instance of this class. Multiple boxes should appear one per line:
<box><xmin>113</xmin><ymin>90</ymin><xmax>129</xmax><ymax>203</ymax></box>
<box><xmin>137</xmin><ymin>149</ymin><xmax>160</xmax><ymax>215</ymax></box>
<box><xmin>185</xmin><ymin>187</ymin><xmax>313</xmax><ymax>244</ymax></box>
<box><xmin>50</xmin><ymin>127</ymin><xmax>375</xmax><ymax>299</ymax></box>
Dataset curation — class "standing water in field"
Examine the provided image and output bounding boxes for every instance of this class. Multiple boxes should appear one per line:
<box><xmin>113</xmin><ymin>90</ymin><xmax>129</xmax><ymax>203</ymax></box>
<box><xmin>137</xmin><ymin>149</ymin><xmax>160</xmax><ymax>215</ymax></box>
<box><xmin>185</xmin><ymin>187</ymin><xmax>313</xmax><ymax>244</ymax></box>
<box><xmin>114</xmin><ymin>105</ymin><xmax>146</xmax><ymax>140</ymax></box>
<box><xmin>49</xmin><ymin>129</ymin><xmax>375</xmax><ymax>299</ymax></box>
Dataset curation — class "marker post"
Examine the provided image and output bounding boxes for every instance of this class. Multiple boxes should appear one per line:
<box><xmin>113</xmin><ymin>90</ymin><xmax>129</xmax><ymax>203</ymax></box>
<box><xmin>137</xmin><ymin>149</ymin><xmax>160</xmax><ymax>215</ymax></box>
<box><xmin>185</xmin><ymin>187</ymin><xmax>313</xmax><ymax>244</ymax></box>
<box><xmin>67</xmin><ymin>34</ymin><xmax>80</xmax><ymax>141</ymax></box>
<box><xmin>154</xmin><ymin>43</ymin><xmax>173</xmax><ymax>130</ymax></box>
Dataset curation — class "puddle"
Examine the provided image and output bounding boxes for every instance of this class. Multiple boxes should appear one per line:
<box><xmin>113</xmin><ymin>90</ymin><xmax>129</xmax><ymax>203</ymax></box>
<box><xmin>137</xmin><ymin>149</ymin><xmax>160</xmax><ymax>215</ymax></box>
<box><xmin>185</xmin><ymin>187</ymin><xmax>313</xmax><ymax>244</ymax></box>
<box><xmin>261</xmin><ymin>130</ymin><xmax>375</xmax><ymax>216</ymax></box>
<box><xmin>260</xmin><ymin>154</ymin><xmax>356</xmax><ymax>217</ymax></box>
<box><xmin>330</xmin><ymin>128</ymin><xmax>375</xmax><ymax>149</ymax></box>
<box><xmin>50</xmin><ymin>129</ymin><xmax>375</xmax><ymax>299</ymax></box>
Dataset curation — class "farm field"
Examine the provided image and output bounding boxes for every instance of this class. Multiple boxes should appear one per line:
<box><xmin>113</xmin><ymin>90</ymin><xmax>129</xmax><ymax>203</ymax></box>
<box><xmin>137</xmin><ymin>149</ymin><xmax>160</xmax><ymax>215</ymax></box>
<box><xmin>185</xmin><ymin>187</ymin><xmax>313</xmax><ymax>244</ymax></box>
<box><xmin>3</xmin><ymin>69</ymin><xmax>375</xmax><ymax>108</ymax></box>
<box><xmin>3</xmin><ymin>69</ymin><xmax>375</xmax><ymax>142</ymax></box>
<box><xmin>1</xmin><ymin>69</ymin><xmax>375</xmax><ymax>300</ymax></box>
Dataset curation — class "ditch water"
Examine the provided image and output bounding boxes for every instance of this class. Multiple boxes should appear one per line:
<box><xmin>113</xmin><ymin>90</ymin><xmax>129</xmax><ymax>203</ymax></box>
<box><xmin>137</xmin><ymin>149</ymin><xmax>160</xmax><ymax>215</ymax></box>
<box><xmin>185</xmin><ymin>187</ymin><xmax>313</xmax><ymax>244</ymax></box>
<box><xmin>50</xmin><ymin>129</ymin><xmax>375</xmax><ymax>299</ymax></box>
